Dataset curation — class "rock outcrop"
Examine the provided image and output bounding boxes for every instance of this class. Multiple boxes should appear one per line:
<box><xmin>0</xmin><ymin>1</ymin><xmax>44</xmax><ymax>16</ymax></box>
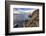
<box><xmin>25</xmin><ymin>9</ymin><xmax>39</xmax><ymax>27</ymax></box>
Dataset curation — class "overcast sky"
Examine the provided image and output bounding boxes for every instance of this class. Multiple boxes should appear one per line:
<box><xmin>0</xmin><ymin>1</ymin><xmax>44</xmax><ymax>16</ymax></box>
<box><xmin>13</xmin><ymin>8</ymin><xmax>35</xmax><ymax>21</ymax></box>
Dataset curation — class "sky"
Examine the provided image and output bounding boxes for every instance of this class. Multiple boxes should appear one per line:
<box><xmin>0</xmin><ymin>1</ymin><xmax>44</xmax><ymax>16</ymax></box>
<box><xmin>13</xmin><ymin>8</ymin><xmax>35</xmax><ymax>14</ymax></box>
<box><xmin>13</xmin><ymin>8</ymin><xmax>35</xmax><ymax>21</ymax></box>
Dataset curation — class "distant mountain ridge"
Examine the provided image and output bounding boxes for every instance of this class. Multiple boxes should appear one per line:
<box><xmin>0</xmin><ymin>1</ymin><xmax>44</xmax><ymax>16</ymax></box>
<box><xmin>14</xmin><ymin>8</ymin><xmax>34</xmax><ymax>11</ymax></box>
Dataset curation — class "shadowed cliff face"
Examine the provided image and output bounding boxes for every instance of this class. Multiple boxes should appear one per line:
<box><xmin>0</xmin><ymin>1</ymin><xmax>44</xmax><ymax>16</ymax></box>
<box><xmin>13</xmin><ymin>14</ymin><xmax>29</xmax><ymax>27</ymax></box>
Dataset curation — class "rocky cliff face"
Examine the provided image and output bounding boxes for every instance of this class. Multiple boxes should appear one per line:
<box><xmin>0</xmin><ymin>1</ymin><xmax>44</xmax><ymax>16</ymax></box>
<box><xmin>25</xmin><ymin>9</ymin><xmax>39</xmax><ymax>27</ymax></box>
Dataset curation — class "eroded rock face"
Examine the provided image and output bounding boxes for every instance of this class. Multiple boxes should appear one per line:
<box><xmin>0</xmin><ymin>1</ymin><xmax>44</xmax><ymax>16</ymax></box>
<box><xmin>25</xmin><ymin>9</ymin><xmax>39</xmax><ymax>27</ymax></box>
